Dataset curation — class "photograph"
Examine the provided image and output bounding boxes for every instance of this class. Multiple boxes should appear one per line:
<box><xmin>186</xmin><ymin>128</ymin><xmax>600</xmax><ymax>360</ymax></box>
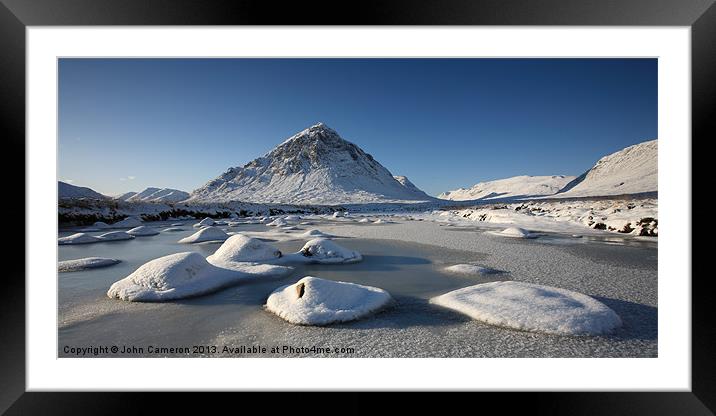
<box><xmin>57</xmin><ymin>57</ymin><xmax>658</xmax><ymax>358</ymax></box>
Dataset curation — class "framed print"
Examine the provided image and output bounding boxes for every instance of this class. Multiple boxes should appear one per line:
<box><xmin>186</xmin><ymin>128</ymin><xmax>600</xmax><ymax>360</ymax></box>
<box><xmin>1</xmin><ymin>0</ymin><xmax>712</xmax><ymax>414</ymax></box>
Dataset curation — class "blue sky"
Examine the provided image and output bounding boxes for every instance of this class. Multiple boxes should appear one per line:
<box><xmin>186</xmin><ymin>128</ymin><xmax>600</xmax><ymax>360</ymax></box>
<box><xmin>58</xmin><ymin>58</ymin><xmax>657</xmax><ymax>196</ymax></box>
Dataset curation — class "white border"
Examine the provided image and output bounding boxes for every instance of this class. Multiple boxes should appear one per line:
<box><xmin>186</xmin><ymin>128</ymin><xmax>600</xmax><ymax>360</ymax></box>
<box><xmin>27</xmin><ymin>27</ymin><xmax>691</xmax><ymax>391</ymax></box>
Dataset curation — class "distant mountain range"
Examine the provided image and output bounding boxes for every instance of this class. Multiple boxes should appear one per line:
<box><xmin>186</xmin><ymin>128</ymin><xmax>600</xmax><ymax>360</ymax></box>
<box><xmin>58</xmin><ymin>126</ymin><xmax>657</xmax><ymax>207</ymax></box>
<box><xmin>116</xmin><ymin>187</ymin><xmax>190</xmax><ymax>203</ymax></box>
<box><xmin>438</xmin><ymin>175</ymin><xmax>576</xmax><ymax>201</ymax></box>
<box><xmin>438</xmin><ymin>139</ymin><xmax>657</xmax><ymax>202</ymax></box>
<box><xmin>186</xmin><ymin>123</ymin><xmax>433</xmax><ymax>205</ymax></box>
<box><xmin>59</xmin><ymin>181</ymin><xmax>107</xmax><ymax>200</ymax></box>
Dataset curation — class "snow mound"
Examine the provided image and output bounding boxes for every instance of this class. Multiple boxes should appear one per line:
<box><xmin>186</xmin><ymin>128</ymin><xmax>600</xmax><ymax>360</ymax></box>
<box><xmin>178</xmin><ymin>226</ymin><xmax>229</xmax><ymax>244</ymax></box>
<box><xmin>97</xmin><ymin>231</ymin><xmax>134</xmax><ymax>241</ymax></box>
<box><xmin>107</xmin><ymin>252</ymin><xmax>235</xmax><ymax>301</ymax></box>
<box><xmin>265</xmin><ymin>276</ymin><xmax>392</xmax><ymax>325</ymax></box>
<box><xmin>298</xmin><ymin>238</ymin><xmax>362</xmax><ymax>264</ymax></box>
<box><xmin>92</xmin><ymin>221</ymin><xmax>110</xmax><ymax>229</ymax></box>
<box><xmin>430</xmin><ymin>281</ymin><xmax>622</xmax><ymax>335</ymax></box>
<box><xmin>206</xmin><ymin>235</ymin><xmax>292</xmax><ymax>276</ymax></box>
<box><xmin>193</xmin><ymin>217</ymin><xmax>215</xmax><ymax>228</ymax></box>
<box><xmin>58</xmin><ymin>233</ymin><xmax>101</xmax><ymax>245</ymax></box>
<box><xmin>444</xmin><ymin>264</ymin><xmax>504</xmax><ymax>276</ymax></box>
<box><xmin>267</xmin><ymin>218</ymin><xmax>288</xmax><ymax>227</ymax></box>
<box><xmin>207</xmin><ymin>234</ymin><xmax>282</xmax><ymax>263</ymax></box>
<box><xmin>127</xmin><ymin>226</ymin><xmax>160</xmax><ymax>236</ymax></box>
<box><xmin>112</xmin><ymin>217</ymin><xmax>143</xmax><ymax>228</ymax></box>
<box><xmin>358</xmin><ymin>218</ymin><xmax>370</xmax><ymax>223</ymax></box>
<box><xmin>161</xmin><ymin>227</ymin><xmax>185</xmax><ymax>232</ymax></box>
<box><xmin>332</xmin><ymin>211</ymin><xmax>345</xmax><ymax>218</ymax></box>
<box><xmin>300</xmin><ymin>229</ymin><xmax>335</xmax><ymax>238</ymax></box>
<box><xmin>489</xmin><ymin>227</ymin><xmax>537</xmax><ymax>239</ymax></box>
<box><xmin>59</xmin><ymin>257</ymin><xmax>120</xmax><ymax>272</ymax></box>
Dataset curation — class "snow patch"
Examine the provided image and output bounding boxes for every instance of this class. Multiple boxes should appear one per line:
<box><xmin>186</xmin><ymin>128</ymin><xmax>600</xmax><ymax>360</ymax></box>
<box><xmin>488</xmin><ymin>227</ymin><xmax>537</xmax><ymax>239</ymax></box>
<box><xmin>444</xmin><ymin>264</ymin><xmax>504</xmax><ymax>276</ymax></box>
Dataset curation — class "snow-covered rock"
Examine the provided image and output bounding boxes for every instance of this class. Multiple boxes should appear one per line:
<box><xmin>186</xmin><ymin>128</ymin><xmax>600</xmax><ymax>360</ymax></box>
<box><xmin>92</xmin><ymin>221</ymin><xmax>110</xmax><ymax>229</ymax></box>
<box><xmin>97</xmin><ymin>231</ymin><xmax>135</xmax><ymax>241</ymax></box>
<box><xmin>193</xmin><ymin>217</ymin><xmax>215</xmax><ymax>228</ymax></box>
<box><xmin>358</xmin><ymin>218</ymin><xmax>370</xmax><ymax>223</ymax></box>
<box><xmin>332</xmin><ymin>211</ymin><xmax>345</xmax><ymax>218</ymax></box>
<box><xmin>107</xmin><ymin>252</ymin><xmax>235</xmax><ymax>301</ymax></box>
<box><xmin>297</xmin><ymin>238</ymin><xmax>362</xmax><ymax>264</ymax></box>
<box><xmin>126</xmin><ymin>226</ymin><xmax>160</xmax><ymax>236</ymax></box>
<box><xmin>58</xmin><ymin>233</ymin><xmax>101</xmax><ymax>245</ymax></box>
<box><xmin>58</xmin><ymin>181</ymin><xmax>107</xmax><ymax>200</ymax></box>
<box><xmin>207</xmin><ymin>234</ymin><xmax>283</xmax><ymax>264</ymax></box>
<box><xmin>488</xmin><ymin>227</ymin><xmax>537</xmax><ymax>239</ymax></box>
<box><xmin>300</xmin><ymin>229</ymin><xmax>335</xmax><ymax>238</ymax></box>
<box><xmin>186</xmin><ymin>123</ymin><xmax>433</xmax><ymax>205</ymax></box>
<box><xmin>161</xmin><ymin>227</ymin><xmax>185</xmax><ymax>232</ymax></box>
<box><xmin>430</xmin><ymin>281</ymin><xmax>622</xmax><ymax>335</ymax></box>
<box><xmin>265</xmin><ymin>276</ymin><xmax>392</xmax><ymax>325</ymax></box>
<box><xmin>112</xmin><ymin>217</ymin><xmax>143</xmax><ymax>228</ymax></box>
<box><xmin>439</xmin><ymin>175</ymin><xmax>576</xmax><ymax>201</ymax></box>
<box><xmin>59</xmin><ymin>257</ymin><xmax>120</xmax><ymax>272</ymax></box>
<box><xmin>178</xmin><ymin>226</ymin><xmax>229</xmax><ymax>244</ymax></box>
<box><xmin>555</xmin><ymin>139</ymin><xmax>657</xmax><ymax>198</ymax></box>
<box><xmin>267</xmin><ymin>218</ymin><xmax>288</xmax><ymax>227</ymax></box>
<box><xmin>444</xmin><ymin>264</ymin><xmax>504</xmax><ymax>276</ymax></box>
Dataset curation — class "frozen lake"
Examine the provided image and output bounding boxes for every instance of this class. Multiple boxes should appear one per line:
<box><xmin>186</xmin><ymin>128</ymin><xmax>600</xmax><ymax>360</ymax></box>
<box><xmin>58</xmin><ymin>216</ymin><xmax>657</xmax><ymax>357</ymax></box>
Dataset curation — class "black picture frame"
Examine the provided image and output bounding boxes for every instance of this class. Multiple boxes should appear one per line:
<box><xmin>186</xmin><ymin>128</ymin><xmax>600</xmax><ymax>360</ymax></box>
<box><xmin>1</xmin><ymin>0</ymin><xmax>710</xmax><ymax>414</ymax></box>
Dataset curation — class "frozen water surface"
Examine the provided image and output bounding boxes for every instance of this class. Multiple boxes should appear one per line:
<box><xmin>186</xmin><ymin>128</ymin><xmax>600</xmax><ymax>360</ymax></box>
<box><xmin>58</xmin><ymin>217</ymin><xmax>656</xmax><ymax>357</ymax></box>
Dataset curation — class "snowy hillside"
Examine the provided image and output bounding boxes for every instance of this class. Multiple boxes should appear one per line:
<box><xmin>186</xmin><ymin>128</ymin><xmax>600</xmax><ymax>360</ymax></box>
<box><xmin>115</xmin><ymin>191</ymin><xmax>138</xmax><ymax>201</ymax></box>
<box><xmin>124</xmin><ymin>187</ymin><xmax>190</xmax><ymax>203</ymax></box>
<box><xmin>58</xmin><ymin>181</ymin><xmax>107</xmax><ymax>200</ymax></box>
<box><xmin>438</xmin><ymin>175</ymin><xmax>576</xmax><ymax>201</ymax></box>
<box><xmin>555</xmin><ymin>140</ymin><xmax>657</xmax><ymax>198</ymax></box>
<box><xmin>188</xmin><ymin>123</ymin><xmax>433</xmax><ymax>205</ymax></box>
<box><xmin>393</xmin><ymin>176</ymin><xmax>431</xmax><ymax>199</ymax></box>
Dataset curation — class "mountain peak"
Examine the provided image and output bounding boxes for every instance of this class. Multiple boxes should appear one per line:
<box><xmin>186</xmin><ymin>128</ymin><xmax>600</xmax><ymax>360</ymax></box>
<box><xmin>188</xmin><ymin>125</ymin><xmax>433</xmax><ymax>205</ymax></box>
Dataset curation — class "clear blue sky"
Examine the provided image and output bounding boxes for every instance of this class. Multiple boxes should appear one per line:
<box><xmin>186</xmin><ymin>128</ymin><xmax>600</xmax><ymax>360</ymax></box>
<box><xmin>58</xmin><ymin>58</ymin><xmax>657</xmax><ymax>196</ymax></box>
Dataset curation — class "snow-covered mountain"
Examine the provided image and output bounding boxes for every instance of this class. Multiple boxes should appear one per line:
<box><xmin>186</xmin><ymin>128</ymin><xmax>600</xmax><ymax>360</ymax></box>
<box><xmin>393</xmin><ymin>175</ymin><xmax>431</xmax><ymax>199</ymax></box>
<box><xmin>555</xmin><ymin>139</ymin><xmax>657</xmax><ymax>198</ymax></box>
<box><xmin>115</xmin><ymin>191</ymin><xmax>138</xmax><ymax>201</ymax></box>
<box><xmin>438</xmin><ymin>175</ymin><xmax>576</xmax><ymax>201</ymax></box>
<box><xmin>122</xmin><ymin>187</ymin><xmax>190</xmax><ymax>203</ymax></box>
<box><xmin>187</xmin><ymin>123</ymin><xmax>433</xmax><ymax>205</ymax></box>
<box><xmin>58</xmin><ymin>181</ymin><xmax>107</xmax><ymax>200</ymax></box>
